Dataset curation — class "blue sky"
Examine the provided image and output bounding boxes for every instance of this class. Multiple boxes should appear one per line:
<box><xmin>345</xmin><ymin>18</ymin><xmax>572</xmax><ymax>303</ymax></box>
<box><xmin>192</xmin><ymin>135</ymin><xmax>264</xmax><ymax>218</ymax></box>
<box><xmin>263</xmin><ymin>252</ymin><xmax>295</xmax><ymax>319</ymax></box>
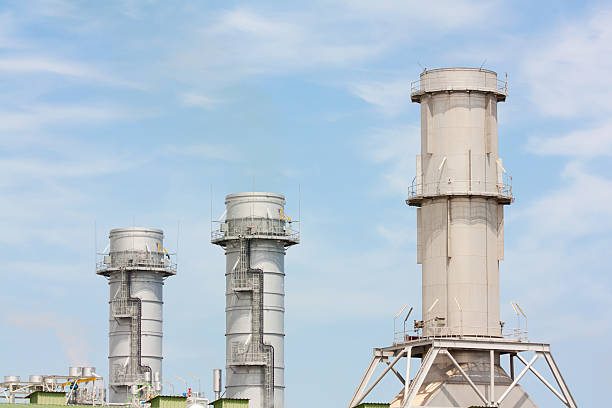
<box><xmin>1</xmin><ymin>1</ymin><xmax>610</xmax><ymax>407</ymax></box>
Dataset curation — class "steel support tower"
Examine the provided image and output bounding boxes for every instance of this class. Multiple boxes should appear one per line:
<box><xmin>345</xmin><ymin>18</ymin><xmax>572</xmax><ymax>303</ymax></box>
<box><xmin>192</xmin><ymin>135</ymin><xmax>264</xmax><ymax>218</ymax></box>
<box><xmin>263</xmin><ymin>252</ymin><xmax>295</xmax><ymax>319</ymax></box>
<box><xmin>212</xmin><ymin>192</ymin><xmax>299</xmax><ymax>408</ymax></box>
<box><xmin>97</xmin><ymin>227</ymin><xmax>175</xmax><ymax>403</ymax></box>
<box><xmin>348</xmin><ymin>68</ymin><xmax>577</xmax><ymax>407</ymax></box>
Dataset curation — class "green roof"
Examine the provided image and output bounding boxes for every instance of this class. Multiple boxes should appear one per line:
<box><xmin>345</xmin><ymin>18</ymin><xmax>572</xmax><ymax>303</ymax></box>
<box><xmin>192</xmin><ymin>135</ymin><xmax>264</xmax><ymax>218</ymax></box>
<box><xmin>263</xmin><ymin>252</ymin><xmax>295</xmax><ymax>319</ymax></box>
<box><xmin>27</xmin><ymin>391</ymin><xmax>66</xmax><ymax>405</ymax></box>
<box><xmin>211</xmin><ymin>398</ymin><xmax>249</xmax><ymax>408</ymax></box>
<box><xmin>147</xmin><ymin>395</ymin><xmax>188</xmax><ymax>408</ymax></box>
<box><xmin>354</xmin><ymin>403</ymin><xmax>390</xmax><ymax>408</ymax></box>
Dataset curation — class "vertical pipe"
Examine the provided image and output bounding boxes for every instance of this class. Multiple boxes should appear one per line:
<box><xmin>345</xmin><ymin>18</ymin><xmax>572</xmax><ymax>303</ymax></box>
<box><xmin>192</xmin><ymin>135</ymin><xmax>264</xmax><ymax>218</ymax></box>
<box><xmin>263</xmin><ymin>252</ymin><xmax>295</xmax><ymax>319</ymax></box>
<box><xmin>490</xmin><ymin>350</ymin><xmax>495</xmax><ymax>403</ymax></box>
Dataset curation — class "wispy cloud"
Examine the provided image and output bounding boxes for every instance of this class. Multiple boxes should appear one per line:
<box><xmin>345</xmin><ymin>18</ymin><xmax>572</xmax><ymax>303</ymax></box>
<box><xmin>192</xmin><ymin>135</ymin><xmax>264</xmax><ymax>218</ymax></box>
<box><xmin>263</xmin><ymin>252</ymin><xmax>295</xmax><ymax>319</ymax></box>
<box><xmin>165</xmin><ymin>143</ymin><xmax>241</xmax><ymax>162</ymax></box>
<box><xmin>521</xmin><ymin>7</ymin><xmax>612</xmax><ymax>117</ymax></box>
<box><xmin>0</xmin><ymin>104</ymin><xmax>135</xmax><ymax>133</ymax></box>
<box><xmin>179</xmin><ymin>92</ymin><xmax>222</xmax><ymax>109</ymax></box>
<box><xmin>361</xmin><ymin>125</ymin><xmax>420</xmax><ymax>195</ymax></box>
<box><xmin>518</xmin><ymin>161</ymin><xmax>612</xmax><ymax>241</ymax></box>
<box><xmin>336</xmin><ymin>0</ymin><xmax>499</xmax><ymax>31</ymax></box>
<box><xmin>349</xmin><ymin>79</ymin><xmax>414</xmax><ymax>116</ymax></box>
<box><xmin>0</xmin><ymin>57</ymin><xmax>143</xmax><ymax>88</ymax></box>
<box><xmin>170</xmin><ymin>7</ymin><xmax>384</xmax><ymax>81</ymax></box>
<box><xmin>528</xmin><ymin>121</ymin><xmax>612</xmax><ymax>157</ymax></box>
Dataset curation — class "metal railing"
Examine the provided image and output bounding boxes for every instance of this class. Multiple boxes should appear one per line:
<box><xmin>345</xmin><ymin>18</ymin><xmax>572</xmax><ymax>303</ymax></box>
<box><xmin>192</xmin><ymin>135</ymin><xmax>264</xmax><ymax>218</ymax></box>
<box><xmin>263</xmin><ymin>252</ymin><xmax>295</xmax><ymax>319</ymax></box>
<box><xmin>407</xmin><ymin>177</ymin><xmax>513</xmax><ymax>200</ymax></box>
<box><xmin>410</xmin><ymin>76</ymin><xmax>508</xmax><ymax>95</ymax></box>
<box><xmin>96</xmin><ymin>250</ymin><xmax>177</xmax><ymax>274</ymax></box>
<box><xmin>211</xmin><ymin>217</ymin><xmax>300</xmax><ymax>243</ymax></box>
<box><xmin>394</xmin><ymin>325</ymin><xmax>528</xmax><ymax>343</ymax></box>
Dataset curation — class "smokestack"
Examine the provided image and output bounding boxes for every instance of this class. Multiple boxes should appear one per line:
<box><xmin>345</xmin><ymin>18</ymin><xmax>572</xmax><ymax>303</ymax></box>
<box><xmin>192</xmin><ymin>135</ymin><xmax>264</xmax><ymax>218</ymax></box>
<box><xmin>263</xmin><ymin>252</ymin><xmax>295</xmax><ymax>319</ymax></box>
<box><xmin>97</xmin><ymin>227</ymin><xmax>176</xmax><ymax>403</ymax></box>
<box><xmin>348</xmin><ymin>68</ymin><xmax>577</xmax><ymax>408</ymax></box>
<box><xmin>212</xmin><ymin>192</ymin><xmax>299</xmax><ymax>408</ymax></box>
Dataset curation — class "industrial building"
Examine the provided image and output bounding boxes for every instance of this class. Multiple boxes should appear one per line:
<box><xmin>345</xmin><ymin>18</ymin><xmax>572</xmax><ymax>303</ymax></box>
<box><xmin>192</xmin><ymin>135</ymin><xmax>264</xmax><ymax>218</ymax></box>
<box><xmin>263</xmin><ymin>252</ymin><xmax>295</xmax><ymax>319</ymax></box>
<box><xmin>0</xmin><ymin>68</ymin><xmax>577</xmax><ymax>408</ymax></box>
<box><xmin>347</xmin><ymin>68</ymin><xmax>577</xmax><ymax>407</ymax></box>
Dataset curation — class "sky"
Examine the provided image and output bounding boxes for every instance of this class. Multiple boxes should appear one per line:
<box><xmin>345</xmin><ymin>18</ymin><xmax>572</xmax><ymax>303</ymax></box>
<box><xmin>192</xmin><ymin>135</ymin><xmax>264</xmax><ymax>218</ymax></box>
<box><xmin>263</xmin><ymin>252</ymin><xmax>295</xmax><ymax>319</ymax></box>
<box><xmin>0</xmin><ymin>0</ymin><xmax>610</xmax><ymax>407</ymax></box>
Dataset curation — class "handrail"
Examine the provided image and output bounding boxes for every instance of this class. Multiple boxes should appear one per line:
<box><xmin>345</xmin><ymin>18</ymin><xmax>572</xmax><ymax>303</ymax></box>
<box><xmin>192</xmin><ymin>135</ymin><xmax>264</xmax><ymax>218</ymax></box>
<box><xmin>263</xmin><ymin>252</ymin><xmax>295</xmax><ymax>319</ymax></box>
<box><xmin>407</xmin><ymin>177</ymin><xmax>513</xmax><ymax>200</ymax></box>
<box><xmin>211</xmin><ymin>216</ymin><xmax>300</xmax><ymax>243</ymax></box>
<box><xmin>394</xmin><ymin>325</ymin><xmax>528</xmax><ymax>343</ymax></box>
<box><xmin>410</xmin><ymin>77</ymin><xmax>508</xmax><ymax>94</ymax></box>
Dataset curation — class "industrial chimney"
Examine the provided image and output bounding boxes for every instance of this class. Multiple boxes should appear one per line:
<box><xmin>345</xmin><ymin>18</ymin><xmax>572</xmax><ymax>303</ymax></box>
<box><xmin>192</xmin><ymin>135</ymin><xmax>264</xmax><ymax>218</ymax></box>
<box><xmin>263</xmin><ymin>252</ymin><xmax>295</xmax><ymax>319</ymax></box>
<box><xmin>97</xmin><ymin>227</ymin><xmax>176</xmax><ymax>403</ymax></box>
<box><xmin>348</xmin><ymin>68</ymin><xmax>577</xmax><ymax>408</ymax></box>
<box><xmin>212</xmin><ymin>192</ymin><xmax>299</xmax><ymax>408</ymax></box>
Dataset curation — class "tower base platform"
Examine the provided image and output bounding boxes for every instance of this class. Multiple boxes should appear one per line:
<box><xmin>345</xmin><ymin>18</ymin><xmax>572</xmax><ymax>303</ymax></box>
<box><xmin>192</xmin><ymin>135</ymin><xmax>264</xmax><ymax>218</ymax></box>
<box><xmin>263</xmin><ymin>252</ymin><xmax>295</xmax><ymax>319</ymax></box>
<box><xmin>348</xmin><ymin>337</ymin><xmax>577</xmax><ymax>408</ymax></box>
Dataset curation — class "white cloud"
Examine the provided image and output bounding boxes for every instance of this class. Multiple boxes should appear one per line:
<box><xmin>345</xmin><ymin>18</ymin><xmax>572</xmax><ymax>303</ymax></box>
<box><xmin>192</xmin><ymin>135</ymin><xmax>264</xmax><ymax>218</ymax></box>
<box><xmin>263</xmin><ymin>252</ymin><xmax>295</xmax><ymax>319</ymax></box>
<box><xmin>0</xmin><ymin>12</ymin><xmax>28</xmax><ymax>49</ymax></box>
<box><xmin>517</xmin><ymin>161</ymin><xmax>612</xmax><ymax>241</ymax></box>
<box><xmin>522</xmin><ymin>7</ymin><xmax>612</xmax><ymax>117</ymax></box>
<box><xmin>501</xmin><ymin>162</ymin><xmax>612</xmax><ymax>342</ymax></box>
<box><xmin>528</xmin><ymin>121</ymin><xmax>612</xmax><ymax>157</ymax></box>
<box><xmin>197</xmin><ymin>8</ymin><xmax>382</xmax><ymax>74</ymax></box>
<box><xmin>165</xmin><ymin>143</ymin><xmax>240</xmax><ymax>162</ymax></box>
<box><xmin>0</xmin><ymin>57</ymin><xmax>143</xmax><ymax>88</ymax></box>
<box><xmin>0</xmin><ymin>104</ymin><xmax>134</xmax><ymax>133</ymax></box>
<box><xmin>361</xmin><ymin>125</ymin><xmax>420</xmax><ymax>195</ymax></box>
<box><xmin>179</xmin><ymin>92</ymin><xmax>221</xmax><ymax>109</ymax></box>
<box><xmin>350</xmin><ymin>79</ymin><xmax>414</xmax><ymax>116</ymax></box>
<box><xmin>336</xmin><ymin>0</ymin><xmax>499</xmax><ymax>30</ymax></box>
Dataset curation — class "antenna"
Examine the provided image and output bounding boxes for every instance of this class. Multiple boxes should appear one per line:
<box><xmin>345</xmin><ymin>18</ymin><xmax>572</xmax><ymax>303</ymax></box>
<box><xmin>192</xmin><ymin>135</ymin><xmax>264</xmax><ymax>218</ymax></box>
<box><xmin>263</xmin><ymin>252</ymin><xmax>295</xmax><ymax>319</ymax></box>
<box><xmin>479</xmin><ymin>58</ymin><xmax>487</xmax><ymax>70</ymax></box>
<box><xmin>403</xmin><ymin>306</ymin><xmax>414</xmax><ymax>323</ymax></box>
<box><xmin>402</xmin><ymin>306</ymin><xmax>414</xmax><ymax>337</ymax></box>
<box><xmin>394</xmin><ymin>304</ymin><xmax>408</xmax><ymax>319</ymax></box>
<box><xmin>175</xmin><ymin>376</ymin><xmax>188</xmax><ymax>393</ymax></box>
<box><xmin>510</xmin><ymin>301</ymin><xmax>519</xmax><ymax>315</ymax></box>
<box><xmin>163</xmin><ymin>379</ymin><xmax>175</xmax><ymax>395</ymax></box>
<box><xmin>188</xmin><ymin>373</ymin><xmax>201</xmax><ymax>396</ymax></box>
<box><xmin>216</xmin><ymin>209</ymin><xmax>227</xmax><ymax>223</ymax></box>
<box><xmin>515</xmin><ymin>303</ymin><xmax>527</xmax><ymax>318</ymax></box>
<box><xmin>393</xmin><ymin>304</ymin><xmax>408</xmax><ymax>343</ymax></box>
<box><xmin>515</xmin><ymin>302</ymin><xmax>528</xmax><ymax>340</ymax></box>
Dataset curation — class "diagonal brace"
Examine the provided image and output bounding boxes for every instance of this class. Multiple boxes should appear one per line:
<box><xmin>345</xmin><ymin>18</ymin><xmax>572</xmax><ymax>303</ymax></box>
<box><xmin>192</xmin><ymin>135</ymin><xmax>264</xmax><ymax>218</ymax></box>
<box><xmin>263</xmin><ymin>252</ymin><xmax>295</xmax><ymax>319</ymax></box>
<box><xmin>383</xmin><ymin>357</ymin><xmax>406</xmax><ymax>385</ymax></box>
<box><xmin>497</xmin><ymin>352</ymin><xmax>539</xmax><ymax>405</ymax></box>
<box><xmin>354</xmin><ymin>348</ymin><xmax>408</xmax><ymax>407</ymax></box>
<box><xmin>515</xmin><ymin>353</ymin><xmax>567</xmax><ymax>405</ymax></box>
<box><xmin>444</xmin><ymin>350</ymin><xmax>488</xmax><ymax>405</ymax></box>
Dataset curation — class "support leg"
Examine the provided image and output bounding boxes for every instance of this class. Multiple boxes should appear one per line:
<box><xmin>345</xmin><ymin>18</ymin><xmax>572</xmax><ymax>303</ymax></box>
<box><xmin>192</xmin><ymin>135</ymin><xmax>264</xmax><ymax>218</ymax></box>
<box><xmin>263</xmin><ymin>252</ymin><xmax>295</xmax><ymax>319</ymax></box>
<box><xmin>401</xmin><ymin>347</ymin><xmax>440</xmax><ymax>408</ymax></box>
<box><xmin>348</xmin><ymin>356</ymin><xmax>380</xmax><ymax>408</ymax></box>
<box><xmin>355</xmin><ymin>349</ymin><xmax>408</xmax><ymax>407</ymax></box>
<box><xmin>543</xmin><ymin>352</ymin><xmax>577</xmax><ymax>408</ymax></box>
<box><xmin>403</xmin><ymin>347</ymin><xmax>412</xmax><ymax>401</ymax></box>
